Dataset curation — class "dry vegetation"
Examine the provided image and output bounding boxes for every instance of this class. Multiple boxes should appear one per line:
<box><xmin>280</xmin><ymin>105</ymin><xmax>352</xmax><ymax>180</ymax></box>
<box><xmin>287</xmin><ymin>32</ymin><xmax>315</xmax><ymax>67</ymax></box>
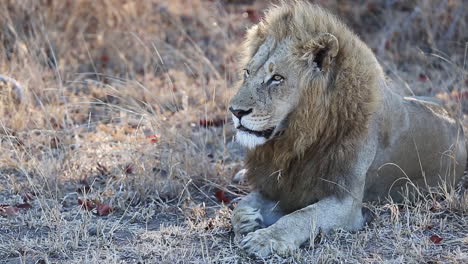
<box><xmin>0</xmin><ymin>0</ymin><xmax>467</xmax><ymax>263</ymax></box>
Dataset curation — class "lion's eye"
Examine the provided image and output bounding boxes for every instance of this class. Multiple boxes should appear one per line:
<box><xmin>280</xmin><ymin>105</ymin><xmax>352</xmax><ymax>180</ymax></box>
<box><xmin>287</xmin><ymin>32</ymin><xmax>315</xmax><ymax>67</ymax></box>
<box><xmin>271</xmin><ymin>74</ymin><xmax>284</xmax><ymax>82</ymax></box>
<box><xmin>243</xmin><ymin>69</ymin><xmax>250</xmax><ymax>79</ymax></box>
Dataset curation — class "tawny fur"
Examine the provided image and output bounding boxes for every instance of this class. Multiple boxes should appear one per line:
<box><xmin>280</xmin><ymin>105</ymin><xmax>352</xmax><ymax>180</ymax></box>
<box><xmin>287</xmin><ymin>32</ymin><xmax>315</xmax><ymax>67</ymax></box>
<box><xmin>242</xmin><ymin>2</ymin><xmax>381</xmax><ymax>212</ymax></box>
<box><xmin>230</xmin><ymin>1</ymin><xmax>466</xmax><ymax>257</ymax></box>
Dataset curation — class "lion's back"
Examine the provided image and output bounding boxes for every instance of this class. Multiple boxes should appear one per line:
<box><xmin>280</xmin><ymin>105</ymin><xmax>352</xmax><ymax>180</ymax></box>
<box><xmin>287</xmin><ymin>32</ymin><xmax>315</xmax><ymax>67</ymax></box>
<box><xmin>364</xmin><ymin>93</ymin><xmax>466</xmax><ymax>202</ymax></box>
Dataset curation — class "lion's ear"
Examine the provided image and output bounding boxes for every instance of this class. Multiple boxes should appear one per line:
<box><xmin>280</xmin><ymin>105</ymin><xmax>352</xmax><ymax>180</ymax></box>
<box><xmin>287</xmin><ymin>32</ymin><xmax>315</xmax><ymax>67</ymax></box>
<box><xmin>300</xmin><ymin>33</ymin><xmax>339</xmax><ymax>72</ymax></box>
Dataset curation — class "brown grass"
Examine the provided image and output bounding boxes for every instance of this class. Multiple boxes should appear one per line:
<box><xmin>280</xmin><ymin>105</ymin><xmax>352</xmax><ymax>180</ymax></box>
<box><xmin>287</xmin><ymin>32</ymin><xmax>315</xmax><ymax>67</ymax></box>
<box><xmin>0</xmin><ymin>0</ymin><xmax>467</xmax><ymax>263</ymax></box>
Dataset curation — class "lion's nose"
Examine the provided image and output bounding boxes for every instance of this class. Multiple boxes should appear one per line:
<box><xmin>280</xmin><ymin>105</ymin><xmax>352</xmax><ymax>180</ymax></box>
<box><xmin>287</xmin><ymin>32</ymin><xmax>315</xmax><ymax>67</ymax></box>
<box><xmin>229</xmin><ymin>107</ymin><xmax>252</xmax><ymax>119</ymax></box>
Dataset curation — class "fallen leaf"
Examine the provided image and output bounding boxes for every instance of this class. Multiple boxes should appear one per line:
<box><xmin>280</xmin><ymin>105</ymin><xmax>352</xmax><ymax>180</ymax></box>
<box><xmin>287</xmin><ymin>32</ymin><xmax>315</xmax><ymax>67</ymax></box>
<box><xmin>215</xmin><ymin>190</ymin><xmax>230</xmax><ymax>203</ymax></box>
<box><xmin>430</xmin><ymin>234</ymin><xmax>443</xmax><ymax>244</ymax></box>
<box><xmin>100</xmin><ymin>54</ymin><xmax>109</xmax><ymax>62</ymax></box>
<box><xmin>96</xmin><ymin>203</ymin><xmax>113</xmax><ymax>216</ymax></box>
<box><xmin>16</xmin><ymin>203</ymin><xmax>32</xmax><ymax>210</ymax></box>
<box><xmin>385</xmin><ymin>40</ymin><xmax>391</xmax><ymax>49</ymax></box>
<box><xmin>245</xmin><ymin>8</ymin><xmax>259</xmax><ymax>22</ymax></box>
<box><xmin>78</xmin><ymin>199</ymin><xmax>96</xmax><ymax>211</ymax></box>
<box><xmin>124</xmin><ymin>163</ymin><xmax>134</xmax><ymax>174</ymax></box>
<box><xmin>0</xmin><ymin>205</ymin><xmax>19</xmax><ymax>217</ymax></box>
<box><xmin>146</xmin><ymin>135</ymin><xmax>158</xmax><ymax>143</ymax></box>
<box><xmin>419</xmin><ymin>73</ymin><xmax>428</xmax><ymax>82</ymax></box>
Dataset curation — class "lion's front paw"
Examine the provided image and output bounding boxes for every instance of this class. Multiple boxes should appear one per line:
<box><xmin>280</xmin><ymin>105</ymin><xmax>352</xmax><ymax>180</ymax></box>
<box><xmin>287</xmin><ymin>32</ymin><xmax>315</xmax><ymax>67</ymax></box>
<box><xmin>232</xmin><ymin>207</ymin><xmax>264</xmax><ymax>237</ymax></box>
<box><xmin>240</xmin><ymin>228</ymin><xmax>295</xmax><ymax>258</ymax></box>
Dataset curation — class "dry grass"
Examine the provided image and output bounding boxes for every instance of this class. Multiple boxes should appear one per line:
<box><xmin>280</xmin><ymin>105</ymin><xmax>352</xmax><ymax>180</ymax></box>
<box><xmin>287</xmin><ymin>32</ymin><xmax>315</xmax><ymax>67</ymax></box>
<box><xmin>0</xmin><ymin>0</ymin><xmax>467</xmax><ymax>263</ymax></box>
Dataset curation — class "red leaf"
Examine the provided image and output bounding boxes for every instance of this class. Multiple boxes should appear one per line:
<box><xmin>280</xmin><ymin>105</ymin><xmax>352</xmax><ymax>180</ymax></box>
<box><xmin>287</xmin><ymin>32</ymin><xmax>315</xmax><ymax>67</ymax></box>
<box><xmin>96</xmin><ymin>203</ymin><xmax>113</xmax><ymax>216</ymax></box>
<box><xmin>78</xmin><ymin>199</ymin><xmax>96</xmax><ymax>211</ymax></box>
<box><xmin>245</xmin><ymin>8</ymin><xmax>259</xmax><ymax>22</ymax></box>
<box><xmin>430</xmin><ymin>234</ymin><xmax>443</xmax><ymax>244</ymax></box>
<box><xmin>16</xmin><ymin>203</ymin><xmax>32</xmax><ymax>210</ymax></box>
<box><xmin>425</xmin><ymin>225</ymin><xmax>433</xmax><ymax>230</ymax></box>
<box><xmin>0</xmin><ymin>205</ymin><xmax>19</xmax><ymax>217</ymax></box>
<box><xmin>100</xmin><ymin>54</ymin><xmax>109</xmax><ymax>62</ymax></box>
<box><xmin>419</xmin><ymin>73</ymin><xmax>429</xmax><ymax>82</ymax></box>
<box><xmin>385</xmin><ymin>40</ymin><xmax>391</xmax><ymax>49</ymax></box>
<box><xmin>146</xmin><ymin>135</ymin><xmax>158</xmax><ymax>143</ymax></box>
<box><xmin>124</xmin><ymin>163</ymin><xmax>134</xmax><ymax>174</ymax></box>
<box><xmin>215</xmin><ymin>190</ymin><xmax>230</xmax><ymax>203</ymax></box>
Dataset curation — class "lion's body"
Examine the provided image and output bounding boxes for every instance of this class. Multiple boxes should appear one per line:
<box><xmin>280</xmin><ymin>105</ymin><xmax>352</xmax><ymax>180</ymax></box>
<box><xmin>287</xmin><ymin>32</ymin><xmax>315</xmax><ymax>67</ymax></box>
<box><xmin>246</xmin><ymin>82</ymin><xmax>466</xmax><ymax>213</ymax></box>
<box><xmin>364</xmin><ymin>87</ymin><xmax>465</xmax><ymax>202</ymax></box>
<box><xmin>229</xmin><ymin>1</ymin><xmax>466</xmax><ymax>257</ymax></box>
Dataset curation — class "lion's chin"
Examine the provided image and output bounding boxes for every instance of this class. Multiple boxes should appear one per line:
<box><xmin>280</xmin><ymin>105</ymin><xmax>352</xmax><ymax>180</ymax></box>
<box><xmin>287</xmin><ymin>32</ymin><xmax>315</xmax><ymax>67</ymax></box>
<box><xmin>236</xmin><ymin>131</ymin><xmax>267</xmax><ymax>149</ymax></box>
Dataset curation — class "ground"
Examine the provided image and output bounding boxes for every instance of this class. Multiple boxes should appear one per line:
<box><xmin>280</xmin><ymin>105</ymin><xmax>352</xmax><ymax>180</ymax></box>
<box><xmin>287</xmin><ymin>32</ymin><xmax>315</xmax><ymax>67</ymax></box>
<box><xmin>0</xmin><ymin>0</ymin><xmax>467</xmax><ymax>263</ymax></box>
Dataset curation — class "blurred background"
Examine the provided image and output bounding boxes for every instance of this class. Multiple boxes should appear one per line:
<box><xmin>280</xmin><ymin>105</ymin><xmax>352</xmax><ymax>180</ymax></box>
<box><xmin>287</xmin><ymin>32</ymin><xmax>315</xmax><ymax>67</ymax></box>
<box><xmin>0</xmin><ymin>0</ymin><xmax>467</xmax><ymax>263</ymax></box>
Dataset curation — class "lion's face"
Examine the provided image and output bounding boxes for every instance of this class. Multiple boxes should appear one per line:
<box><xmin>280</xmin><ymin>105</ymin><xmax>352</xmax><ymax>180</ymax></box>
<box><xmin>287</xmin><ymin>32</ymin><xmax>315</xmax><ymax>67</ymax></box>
<box><xmin>229</xmin><ymin>31</ymin><xmax>340</xmax><ymax>149</ymax></box>
<box><xmin>229</xmin><ymin>37</ymin><xmax>301</xmax><ymax>148</ymax></box>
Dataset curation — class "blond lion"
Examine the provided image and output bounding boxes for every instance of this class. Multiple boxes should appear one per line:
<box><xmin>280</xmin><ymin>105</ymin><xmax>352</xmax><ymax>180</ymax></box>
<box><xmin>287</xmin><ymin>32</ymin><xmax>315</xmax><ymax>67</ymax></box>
<box><xmin>229</xmin><ymin>1</ymin><xmax>466</xmax><ymax>257</ymax></box>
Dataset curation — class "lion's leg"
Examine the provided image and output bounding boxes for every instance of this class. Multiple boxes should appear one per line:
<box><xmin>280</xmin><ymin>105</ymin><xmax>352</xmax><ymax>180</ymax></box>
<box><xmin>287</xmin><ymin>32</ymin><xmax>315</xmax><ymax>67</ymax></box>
<box><xmin>232</xmin><ymin>192</ymin><xmax>284</xmax><ymax>238</ymax></box>
<box><xmin>240</xmin><ymin>196</ymin><xmax>366</xmax><ymax>257</ymax></box>
<box><xmin>236</xmin><ymin>125</ymin><xmax>377</xmax><ymax>257</ymax></box>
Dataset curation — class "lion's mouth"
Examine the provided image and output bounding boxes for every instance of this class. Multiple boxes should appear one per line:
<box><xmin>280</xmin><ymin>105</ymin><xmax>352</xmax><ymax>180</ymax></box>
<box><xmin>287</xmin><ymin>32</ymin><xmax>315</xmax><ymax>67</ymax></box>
<box><xmin>237</xmin><ymin>125</ymin><xmax>275</xmax><ymax>138</ymax></box>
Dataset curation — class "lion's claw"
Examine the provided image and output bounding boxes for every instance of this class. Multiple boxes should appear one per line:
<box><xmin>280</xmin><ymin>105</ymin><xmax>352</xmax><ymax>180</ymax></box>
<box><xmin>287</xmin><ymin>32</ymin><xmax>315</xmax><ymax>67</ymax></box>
<box><xmin>240</xmin><ymin>228</ymin><xmax>295</xmax><ymax>258</ymax></box>
<box><xmin>232</xmin><ymin>207</ymin><xmax>264</xmax><ymax>237</ymax></box>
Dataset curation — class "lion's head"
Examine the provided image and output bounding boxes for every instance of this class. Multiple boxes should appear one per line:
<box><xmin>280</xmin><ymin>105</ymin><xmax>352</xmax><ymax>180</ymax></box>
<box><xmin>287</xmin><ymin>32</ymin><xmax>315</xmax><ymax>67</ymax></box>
<box><xmin>229</xmin><ymin>33</ymin><xmax>339</xmax><ymax>149</ymax></box>
<box><xmin>229</xmin><ymin>2</ymin><xmax>381</xmax><ymax>154</ymax></box>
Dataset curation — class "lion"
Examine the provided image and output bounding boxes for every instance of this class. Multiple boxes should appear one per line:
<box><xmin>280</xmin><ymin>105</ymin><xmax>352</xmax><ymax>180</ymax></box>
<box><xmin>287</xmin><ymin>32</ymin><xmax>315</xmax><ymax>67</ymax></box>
<box><xmin>228</xmin><ymin>1</ymin><xmax>467</xmax><ymax>257</ymax></box>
